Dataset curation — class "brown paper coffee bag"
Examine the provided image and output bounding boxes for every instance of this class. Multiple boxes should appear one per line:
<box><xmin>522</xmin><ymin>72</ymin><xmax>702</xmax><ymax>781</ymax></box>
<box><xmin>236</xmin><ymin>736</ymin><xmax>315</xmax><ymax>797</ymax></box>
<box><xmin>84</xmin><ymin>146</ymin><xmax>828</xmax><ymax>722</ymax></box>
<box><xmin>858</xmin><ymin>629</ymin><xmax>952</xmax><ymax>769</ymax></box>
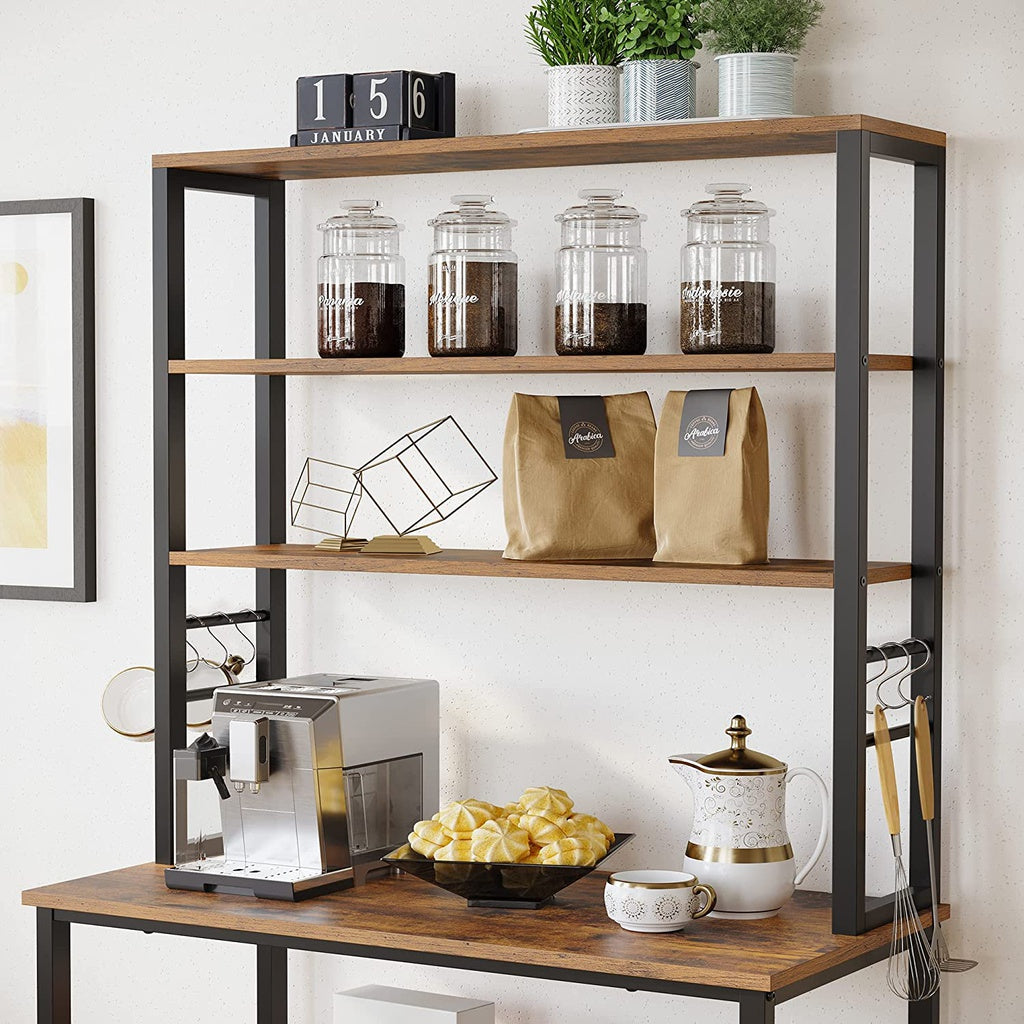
<box><xmin>503</xmin><ymin>392</ymin><xmax>656</xmax><ymax>560</ymax></box>
<box><xmin>654</xmin><ymin>387</ymin><xmax>768</xmax><ymax>564</ymax></box>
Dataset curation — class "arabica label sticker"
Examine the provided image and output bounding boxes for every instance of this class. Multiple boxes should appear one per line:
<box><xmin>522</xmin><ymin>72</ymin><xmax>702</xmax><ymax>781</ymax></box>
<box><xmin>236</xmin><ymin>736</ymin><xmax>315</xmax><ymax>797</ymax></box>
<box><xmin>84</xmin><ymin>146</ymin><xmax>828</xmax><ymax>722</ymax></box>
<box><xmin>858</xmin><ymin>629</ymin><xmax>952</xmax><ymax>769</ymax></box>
<box><xmin>557</xmin><ymin>395</ymin><xmax>616</xmax><ymax>459</ymax></box>
<box><xmin>678</xmin><ymin>389</ymin><xmax>731</xmax><ymax>457</ymax></box>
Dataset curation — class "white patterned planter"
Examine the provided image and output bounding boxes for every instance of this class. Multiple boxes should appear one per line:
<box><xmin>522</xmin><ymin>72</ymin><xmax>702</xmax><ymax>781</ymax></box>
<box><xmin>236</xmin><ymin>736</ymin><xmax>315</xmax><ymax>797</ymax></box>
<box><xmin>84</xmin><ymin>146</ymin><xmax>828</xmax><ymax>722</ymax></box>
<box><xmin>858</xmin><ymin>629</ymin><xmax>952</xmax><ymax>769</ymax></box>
<box><xmin>622</xmin><ymin>59</ymin><xmax>699</xmax><ymax>122</ymax></box>
<box><xmin>547</xmin><ymin>64</ymin><xmax>620</xmax><ymax>127</ymax></box>
<box><xmin>716</xmin><ymin>52</ymin><xmax>796</xmax><ymax>118</ymax></box>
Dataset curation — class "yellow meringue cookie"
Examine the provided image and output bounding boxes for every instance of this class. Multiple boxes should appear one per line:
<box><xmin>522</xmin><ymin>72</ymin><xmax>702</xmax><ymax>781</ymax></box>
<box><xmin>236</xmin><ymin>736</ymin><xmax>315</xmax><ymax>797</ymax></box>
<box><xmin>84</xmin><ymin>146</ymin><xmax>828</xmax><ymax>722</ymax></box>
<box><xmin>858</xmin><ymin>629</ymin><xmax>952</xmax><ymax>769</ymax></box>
<box><xmin>463</xmin><ymin>799</ymin><xmax>504</xmax><ymax>819</ymax></box>
<box><xmin>437</xmin><ymin>800</ymin><xmax>492</xmax><ymax>835</ymax></box>
<box><xmin>517</xmin><ymin>813</ymin><xmax>569</xmax><ymax>847</ymax></box>
<box><xmin>568</xmin><ymin>813</ymin><xmax>615</xmax><ymax>843</ymax></box>
<box><xmin>539</xmin><ymin>837</ymin><xmax>600</xmax><ymax>866</ymax></box>
<box><xmin>434</xmin><ymin>839</ymin><xmax>476</xmax><ymax>861</ymax></box>
<box><xmin>411</xmin><ymin>819</ymin><xmax>450</xmax><ymax>847</ymax></box>
<box><xmin>520</xmin><ymin>786</ymin><xmax>574</xmax><ymax>818</ymax></box>
<box><xmin>470</xmin><ymin>822</ymin><xmax>531</xmax><ymax>863</ymax></box>
<box><xmin>408</xmin><ymin>831</ymin><xmax>446</xmax><ymax>858</ymax></box>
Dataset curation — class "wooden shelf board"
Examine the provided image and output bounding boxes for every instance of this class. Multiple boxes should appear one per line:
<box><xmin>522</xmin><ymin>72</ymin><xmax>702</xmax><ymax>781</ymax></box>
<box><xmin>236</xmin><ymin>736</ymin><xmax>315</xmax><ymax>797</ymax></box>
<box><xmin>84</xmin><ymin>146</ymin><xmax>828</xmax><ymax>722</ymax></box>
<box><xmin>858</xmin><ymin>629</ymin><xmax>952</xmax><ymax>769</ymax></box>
<box><xmin>169</xmin><ymin>545</ymin><xmax>911</xmax><ymax>588</ymax></box>
<box><xmin>152</xmin><ymin>116</ymin><xmax>945</xmax><ymax>180</ymax></box>
<box><xmin>22</xmin><ymin>864</ymin><xmax>949</xmax><ymax>994</ymax></box>
<box><xmin>169</xmin><ymin>353</ymin><xmax>912</xmax><ymax>376</ymax></box>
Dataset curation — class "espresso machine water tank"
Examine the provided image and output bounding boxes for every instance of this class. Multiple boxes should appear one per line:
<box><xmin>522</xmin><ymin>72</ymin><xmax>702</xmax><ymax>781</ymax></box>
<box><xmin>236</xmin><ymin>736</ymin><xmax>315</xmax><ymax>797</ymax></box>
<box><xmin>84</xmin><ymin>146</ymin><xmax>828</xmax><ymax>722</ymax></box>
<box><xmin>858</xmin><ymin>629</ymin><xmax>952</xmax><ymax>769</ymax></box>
<box><xmin>165</xmin><ymin>673</ymin><xmax>439</xmax><ymax>901</ymax></box>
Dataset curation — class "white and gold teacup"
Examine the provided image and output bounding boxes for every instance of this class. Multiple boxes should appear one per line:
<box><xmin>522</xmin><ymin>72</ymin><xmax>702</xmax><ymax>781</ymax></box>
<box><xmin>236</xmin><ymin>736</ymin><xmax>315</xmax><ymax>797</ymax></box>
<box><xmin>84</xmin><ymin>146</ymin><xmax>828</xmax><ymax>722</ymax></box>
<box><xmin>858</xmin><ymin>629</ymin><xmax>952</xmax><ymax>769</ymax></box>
<box><xmin>604</xmin><ymin>870</ymin><xmax>716</xmax><ymax>933</ymax></box>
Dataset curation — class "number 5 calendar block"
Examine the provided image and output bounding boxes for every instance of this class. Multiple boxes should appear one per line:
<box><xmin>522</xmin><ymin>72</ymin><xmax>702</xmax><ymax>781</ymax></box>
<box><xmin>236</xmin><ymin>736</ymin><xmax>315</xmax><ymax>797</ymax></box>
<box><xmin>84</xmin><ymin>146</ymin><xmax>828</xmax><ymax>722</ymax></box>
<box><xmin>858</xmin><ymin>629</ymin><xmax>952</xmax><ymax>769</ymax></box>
<box><xmin>352</xmin><ymin>71</ymin><xmax>437</xmax><ymax>130</ymax></box>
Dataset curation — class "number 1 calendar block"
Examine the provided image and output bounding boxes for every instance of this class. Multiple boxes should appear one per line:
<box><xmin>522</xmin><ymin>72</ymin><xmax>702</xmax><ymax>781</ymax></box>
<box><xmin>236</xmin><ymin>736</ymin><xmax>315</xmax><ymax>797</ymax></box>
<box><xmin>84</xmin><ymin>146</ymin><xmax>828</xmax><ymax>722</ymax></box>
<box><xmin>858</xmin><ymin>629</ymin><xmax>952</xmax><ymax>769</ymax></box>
<box><xmin>296</xmin><ymin>73</ymin><xmax>352</xmax><ymax>131</ymax></box>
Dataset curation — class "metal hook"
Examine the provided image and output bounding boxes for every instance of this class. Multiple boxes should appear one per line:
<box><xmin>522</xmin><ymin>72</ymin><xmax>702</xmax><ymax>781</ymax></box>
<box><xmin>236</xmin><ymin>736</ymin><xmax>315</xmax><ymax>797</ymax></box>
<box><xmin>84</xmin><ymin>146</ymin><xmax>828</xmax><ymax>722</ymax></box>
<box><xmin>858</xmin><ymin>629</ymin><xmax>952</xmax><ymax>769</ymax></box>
<box><xmin>229</xmin><ymin>610</ymin><xmax>257</xmax><ymax>668</ymax></box>
<box><xmin>896</xmin><ymin>637</ymin><xmax>932</xmax><ymax>706</ymax></box>
<box><xmin>864</xmin><ymin>646</ymin><xmax>889</xmax><ymax>716</ymax></box>
<box><xmin>185</xmin><ymin>636</ymin><xmax>202</xmax><ymax>672</ymax></box>
<box><xmin>204</xmin><ymin>620</ymin><xmax>230</xmax><ymax>670</ymax></box>
<box><xmin>876</xmin><ymin>642</ymin><xmax>912</xmax><ymax>711</ymax></box>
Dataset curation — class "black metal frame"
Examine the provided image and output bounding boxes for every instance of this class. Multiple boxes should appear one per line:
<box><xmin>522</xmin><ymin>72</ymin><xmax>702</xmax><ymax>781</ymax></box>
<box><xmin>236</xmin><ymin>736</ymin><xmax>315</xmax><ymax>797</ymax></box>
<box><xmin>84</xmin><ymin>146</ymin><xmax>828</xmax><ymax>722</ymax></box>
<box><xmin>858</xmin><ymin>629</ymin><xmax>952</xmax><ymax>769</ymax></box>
<box><xmin>153</xmin><ymin>169</ymin><xmax>287</xmax><ymax>866</ymax></box>
<box><xmin>137</xmin><ymin>127</ymin><xmax>946</xmax><ymax>1023</ymax></box>
<box><xmin>0</xmin><ymin>197</ymin><xmax>95</xmax><ymax>602</ymax></box>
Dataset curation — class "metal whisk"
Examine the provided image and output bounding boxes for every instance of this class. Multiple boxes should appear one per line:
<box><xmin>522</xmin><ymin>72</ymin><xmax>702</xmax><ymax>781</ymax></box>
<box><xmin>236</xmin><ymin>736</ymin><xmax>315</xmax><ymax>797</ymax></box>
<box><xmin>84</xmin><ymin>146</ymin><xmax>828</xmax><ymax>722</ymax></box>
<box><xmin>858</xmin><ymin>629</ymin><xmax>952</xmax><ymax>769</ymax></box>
<box><xmin>914</xmin><ymin>697</ymin><xmax>978</xmax><ymax>972</ymax></box>
<box><xmin>874</xmin><ymin>706</ymin><xmax>941</xmax><ymax>1001</ymax></box>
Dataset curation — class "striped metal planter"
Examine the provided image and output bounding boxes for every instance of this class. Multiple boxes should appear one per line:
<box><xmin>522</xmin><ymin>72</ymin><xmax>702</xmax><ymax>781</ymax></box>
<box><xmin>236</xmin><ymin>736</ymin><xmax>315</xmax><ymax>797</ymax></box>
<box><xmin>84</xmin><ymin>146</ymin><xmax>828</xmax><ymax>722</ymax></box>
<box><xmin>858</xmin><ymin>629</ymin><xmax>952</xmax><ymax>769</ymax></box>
<box><xmin>621</xmin><ymin>59</ymin><xmax>699</xmax><ymax>122</ymax></box>
<box><xmin>547</xmin><ymin>65</ymin><xmax>620</xmax><ymax>127</ymax></box>
<box><xmin>716</xmin><ymin>53</ymin><xmax>796</xmax><ymax>118</ymax></box>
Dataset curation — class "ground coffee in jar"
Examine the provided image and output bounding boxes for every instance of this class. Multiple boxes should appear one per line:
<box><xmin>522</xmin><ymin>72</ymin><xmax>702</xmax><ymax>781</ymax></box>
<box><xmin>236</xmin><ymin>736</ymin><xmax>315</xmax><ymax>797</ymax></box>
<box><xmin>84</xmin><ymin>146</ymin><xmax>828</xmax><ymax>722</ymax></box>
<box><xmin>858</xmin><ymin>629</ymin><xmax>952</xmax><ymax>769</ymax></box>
<box><xmin>680</xmin><ymin>184</ymin><xmax>776</xmax><ymax>354</ymax></box>
<box><xmin>318</xmin><ymin>282</ymin><xmax>406</xmax><ymax>357</ymax></box>
<box><xmin>427</xmin><ymin>195</ymin><xmax>518</xmax><ymax>356</ymax></box>
<box><xmin>317</xmin><ymin>200</ymin><xmax>405</xmax><ymax>358</ymax></box>
<box><xmin>554</xmin><ymin>190</ymin><xmax>648</xmax><ymax>356</ymax></box>
<box><xmin>555</xmin><ymin>301</ymin><xmax>647</xmax><ymax>355</ymax></box>
<box><xmin>680</xmin><ymin>281</ymin><xmax>776</xmax><ymax>354</ymax></box>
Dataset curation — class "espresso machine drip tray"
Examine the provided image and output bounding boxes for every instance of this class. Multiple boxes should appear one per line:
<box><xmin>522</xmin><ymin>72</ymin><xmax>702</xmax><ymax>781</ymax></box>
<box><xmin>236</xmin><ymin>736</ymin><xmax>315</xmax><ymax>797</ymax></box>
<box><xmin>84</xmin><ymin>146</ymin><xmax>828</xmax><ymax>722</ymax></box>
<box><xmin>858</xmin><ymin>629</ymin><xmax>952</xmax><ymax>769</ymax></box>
<box><xmin>165</xmin><ymin>858</ymin><xmax>354</xmax><ymax>901</ymax></box>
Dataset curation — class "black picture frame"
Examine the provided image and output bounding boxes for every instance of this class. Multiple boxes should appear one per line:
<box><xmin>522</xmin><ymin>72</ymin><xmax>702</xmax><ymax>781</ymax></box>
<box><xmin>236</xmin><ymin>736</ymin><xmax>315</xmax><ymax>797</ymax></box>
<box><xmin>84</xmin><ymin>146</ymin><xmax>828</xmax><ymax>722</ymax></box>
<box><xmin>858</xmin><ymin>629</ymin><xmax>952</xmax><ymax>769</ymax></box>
<box><xmin>0</xmin><ymin>197</ymin><xmax>95</xmax><ymax>602</ymax></box>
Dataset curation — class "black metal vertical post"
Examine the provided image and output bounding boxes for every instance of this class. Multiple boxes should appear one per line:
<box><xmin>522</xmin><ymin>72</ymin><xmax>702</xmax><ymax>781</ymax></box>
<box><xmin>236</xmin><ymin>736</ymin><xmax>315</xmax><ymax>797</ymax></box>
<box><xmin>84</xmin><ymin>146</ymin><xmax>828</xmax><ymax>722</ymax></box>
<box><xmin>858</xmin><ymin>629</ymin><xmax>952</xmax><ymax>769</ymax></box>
<box><xmin>256</xmin><ymin>945</ymin><xmax>288</xmax><ymax>1024</ymax></box>
<box><xmin>906</xmin><ymin>149</ymin><xmax>946</xmax><ymax>1024</ymax></box>
<box><xmin>254</xmin><ymin>179</ymin><xmax>287</xmax><ymax>682</ymax></box>
<box><xmin>36</xmin><ymin>910</ymin><xmax>71</xmax><ymax>1024</ymax></box>
<box><xmin>738</xmin><ymin>993</ymin><xmax>775</xmax><ymax>1024</ymax></box>
<box><xmin>153</xmin><ymin>168</ymin><xmax>188</xmax><ymax>866</ymax></box>
<box><xmin>832</xmin><ymin>130</ymin><xmax>872</xmax><ymax>937</ymax></box>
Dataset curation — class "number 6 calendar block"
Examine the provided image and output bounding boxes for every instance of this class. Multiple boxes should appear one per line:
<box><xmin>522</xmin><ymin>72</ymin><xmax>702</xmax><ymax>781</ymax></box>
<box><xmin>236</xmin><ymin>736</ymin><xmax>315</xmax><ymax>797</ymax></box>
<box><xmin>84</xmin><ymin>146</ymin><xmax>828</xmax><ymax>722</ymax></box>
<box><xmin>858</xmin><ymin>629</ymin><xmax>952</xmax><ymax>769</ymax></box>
<box><xmin>352</xmin><ymin>71</ymin><xmax>437</xmax><ymax>130</ymax></box>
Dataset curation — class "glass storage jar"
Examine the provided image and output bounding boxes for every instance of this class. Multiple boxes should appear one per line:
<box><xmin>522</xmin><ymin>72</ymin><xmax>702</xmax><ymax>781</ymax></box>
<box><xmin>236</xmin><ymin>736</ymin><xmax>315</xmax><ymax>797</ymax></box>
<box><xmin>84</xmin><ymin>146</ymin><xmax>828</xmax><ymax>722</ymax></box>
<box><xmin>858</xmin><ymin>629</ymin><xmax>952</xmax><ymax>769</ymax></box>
<box><xmin>317</xmin><ymin>199</ymin><xmax>405</xmax><ymax>358</ymax></box>
<box><xmin>555</xmin><ymin>189</ymin><xmax>647</xmax><ymax>355</ymax></box>
<box><xmin>427</xmin><ymin>195</ymin><xmax>518</xmax><ymax>356</ymax></box>
<box><xmin>680</xmin><ymin>183</ymin><xmax>776</xmax><ymax>354</ymax></box>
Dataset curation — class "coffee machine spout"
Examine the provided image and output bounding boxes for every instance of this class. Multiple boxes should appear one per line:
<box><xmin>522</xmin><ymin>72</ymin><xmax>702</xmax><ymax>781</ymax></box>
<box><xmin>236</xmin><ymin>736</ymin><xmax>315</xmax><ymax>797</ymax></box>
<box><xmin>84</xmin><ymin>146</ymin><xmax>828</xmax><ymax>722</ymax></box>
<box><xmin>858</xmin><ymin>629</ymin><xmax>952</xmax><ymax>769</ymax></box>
<box><xmin>174</xmin><ymin>733</ymin><xmax>231</xmax><ymax>800</ymax></box>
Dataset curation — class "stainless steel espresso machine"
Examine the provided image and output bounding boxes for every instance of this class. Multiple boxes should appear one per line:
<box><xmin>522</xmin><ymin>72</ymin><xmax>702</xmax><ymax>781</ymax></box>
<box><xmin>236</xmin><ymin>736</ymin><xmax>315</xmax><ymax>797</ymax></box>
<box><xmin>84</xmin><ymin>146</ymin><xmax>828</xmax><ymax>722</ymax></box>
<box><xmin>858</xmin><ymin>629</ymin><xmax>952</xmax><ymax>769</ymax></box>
<box><xmin>164</xmin><ymin>673</ymin><xmax>439</xmax><ymax>900</ymax></box>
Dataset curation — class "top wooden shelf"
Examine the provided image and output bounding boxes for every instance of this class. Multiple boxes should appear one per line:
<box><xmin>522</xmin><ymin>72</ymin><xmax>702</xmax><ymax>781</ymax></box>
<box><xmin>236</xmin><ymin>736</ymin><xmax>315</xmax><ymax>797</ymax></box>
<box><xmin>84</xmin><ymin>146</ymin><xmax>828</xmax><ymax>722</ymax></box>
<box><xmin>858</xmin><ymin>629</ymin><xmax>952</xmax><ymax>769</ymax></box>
<box><xmin>23</xmin><ymin>864</ymin><xmax>949</xmax><ymax>996</ymax></box>
<box><xmin>152</xmin><ymin>116</ymin><xmax>945</xmax><ymax>180</ymax></box>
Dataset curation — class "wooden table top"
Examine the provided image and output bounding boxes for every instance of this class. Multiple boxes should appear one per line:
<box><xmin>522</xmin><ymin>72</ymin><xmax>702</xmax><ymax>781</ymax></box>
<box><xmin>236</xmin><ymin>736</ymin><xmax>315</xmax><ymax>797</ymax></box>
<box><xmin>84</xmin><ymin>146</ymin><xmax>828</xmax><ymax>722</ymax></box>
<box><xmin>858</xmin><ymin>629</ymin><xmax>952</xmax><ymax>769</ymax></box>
<box><xmin>23</xmin><ymin>864</ymin><xmax>949</xmax><ymax>993</ymax></box>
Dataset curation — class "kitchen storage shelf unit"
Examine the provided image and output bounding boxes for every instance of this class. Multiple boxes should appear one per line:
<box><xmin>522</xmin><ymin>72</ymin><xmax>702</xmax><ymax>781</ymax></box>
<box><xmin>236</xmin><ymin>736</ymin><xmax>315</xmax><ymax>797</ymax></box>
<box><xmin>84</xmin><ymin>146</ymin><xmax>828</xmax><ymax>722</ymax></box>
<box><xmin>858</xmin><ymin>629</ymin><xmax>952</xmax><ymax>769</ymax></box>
<box><xmin>26</xmin><ymin>116</ymin><xmax>946</xmax><ymax>1024</ymax></box>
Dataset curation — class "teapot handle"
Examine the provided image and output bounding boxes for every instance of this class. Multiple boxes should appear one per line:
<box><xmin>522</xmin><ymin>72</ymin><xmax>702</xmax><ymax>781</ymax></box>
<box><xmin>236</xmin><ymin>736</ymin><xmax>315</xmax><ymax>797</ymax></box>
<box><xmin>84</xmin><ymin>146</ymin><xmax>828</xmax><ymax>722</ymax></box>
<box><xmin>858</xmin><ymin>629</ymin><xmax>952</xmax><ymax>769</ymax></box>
<box><xmin>785</xmin><ymin>767</ymin><xmax>830</xmax><ymax>886</ymax></box>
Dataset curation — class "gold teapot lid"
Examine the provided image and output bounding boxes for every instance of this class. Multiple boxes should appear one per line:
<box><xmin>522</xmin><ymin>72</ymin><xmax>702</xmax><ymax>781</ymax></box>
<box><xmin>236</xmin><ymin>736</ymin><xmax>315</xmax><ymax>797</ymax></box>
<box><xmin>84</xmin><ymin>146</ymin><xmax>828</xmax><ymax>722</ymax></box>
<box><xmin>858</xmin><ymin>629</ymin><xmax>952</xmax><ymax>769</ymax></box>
<box><xmin>696</xmin><ymin>716</ymin><xmax>786</xmax><ymax>773</ymax></box>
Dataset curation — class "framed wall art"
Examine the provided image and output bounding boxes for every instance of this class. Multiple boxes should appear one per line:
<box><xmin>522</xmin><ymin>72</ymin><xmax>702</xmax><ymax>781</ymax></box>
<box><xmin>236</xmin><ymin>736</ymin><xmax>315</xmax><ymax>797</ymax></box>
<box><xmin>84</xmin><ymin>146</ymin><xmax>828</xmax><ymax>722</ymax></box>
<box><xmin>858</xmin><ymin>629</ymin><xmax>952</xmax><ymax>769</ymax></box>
<box><xmin>0</xmin><ymin>198</ymin><xmax>95</xmax><ymax>601</ymax></box>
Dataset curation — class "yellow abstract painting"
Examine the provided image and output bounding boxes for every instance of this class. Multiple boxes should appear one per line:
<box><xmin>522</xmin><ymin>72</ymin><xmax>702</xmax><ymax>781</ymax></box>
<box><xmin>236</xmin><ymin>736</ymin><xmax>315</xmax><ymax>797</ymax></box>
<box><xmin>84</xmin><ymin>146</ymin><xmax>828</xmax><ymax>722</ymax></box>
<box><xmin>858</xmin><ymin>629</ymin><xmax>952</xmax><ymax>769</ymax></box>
<box><xmin>0</xmin><ymin>419</ymin><xmax>47</xmax><ymax>548</ymax></box>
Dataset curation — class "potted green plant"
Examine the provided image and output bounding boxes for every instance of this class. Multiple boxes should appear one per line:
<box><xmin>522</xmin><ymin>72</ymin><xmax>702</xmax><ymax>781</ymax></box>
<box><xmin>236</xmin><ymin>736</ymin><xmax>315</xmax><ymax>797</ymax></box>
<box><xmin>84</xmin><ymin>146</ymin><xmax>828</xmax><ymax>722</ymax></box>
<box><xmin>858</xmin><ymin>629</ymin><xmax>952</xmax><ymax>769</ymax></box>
<box><xmin>526</xmin><ymin>0</ymin><xmax>622</xmax><ymax>127</ymax></box>
<box><xmin>600</xmin><ymin>1</ymin><xmax>705</xmax><ymax>123</ymax></box>
<box><xmin>701</xmin><ymin>0</ymin><xmax>824</xmax><ymax>117</ymax></box>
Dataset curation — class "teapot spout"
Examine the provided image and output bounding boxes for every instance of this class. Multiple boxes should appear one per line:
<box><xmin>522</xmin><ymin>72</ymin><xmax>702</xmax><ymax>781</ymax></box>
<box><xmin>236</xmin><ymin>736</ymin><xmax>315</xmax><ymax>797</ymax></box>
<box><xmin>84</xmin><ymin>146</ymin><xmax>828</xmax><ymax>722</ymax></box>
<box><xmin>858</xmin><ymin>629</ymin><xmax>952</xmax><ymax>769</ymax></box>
<box><xmin>668</xmin><ymin>755</ymin><xmax>704</xmax><ymax>791</ymax></box>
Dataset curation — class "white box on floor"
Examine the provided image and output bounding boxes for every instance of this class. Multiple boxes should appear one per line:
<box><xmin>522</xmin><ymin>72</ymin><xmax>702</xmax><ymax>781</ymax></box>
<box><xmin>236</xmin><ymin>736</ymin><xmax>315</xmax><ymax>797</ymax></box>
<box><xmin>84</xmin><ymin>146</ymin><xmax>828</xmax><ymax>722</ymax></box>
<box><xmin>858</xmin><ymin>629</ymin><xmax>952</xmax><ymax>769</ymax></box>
<box><xmin>334</xmin><ymin>985</ymin><xmax>495</xmax><ymax>1024</ymax></box>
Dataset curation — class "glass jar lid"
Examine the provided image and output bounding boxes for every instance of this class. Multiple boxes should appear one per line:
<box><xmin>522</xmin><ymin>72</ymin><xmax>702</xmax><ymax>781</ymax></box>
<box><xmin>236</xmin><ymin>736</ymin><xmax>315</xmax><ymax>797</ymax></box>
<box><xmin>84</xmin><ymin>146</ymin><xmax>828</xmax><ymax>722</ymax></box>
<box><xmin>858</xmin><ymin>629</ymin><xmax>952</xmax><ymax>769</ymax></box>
<box><xmin>318</xmin><ymin>199</ymin><xmax>404</xmax><ymax>233</ymax></box>
<box><xmin>428</xmin><ymin>194</ymin><xmax>516</xmax><ymax>228</ymax></box>
<box><xmin>685</xmin><ymin>183</ymin><xmax>774</xmax><ymax>218</ymax></box>
<box><xmin>557</xmin><ymin>188</ymin><xmax>647</xmax><ymax>224</ymax></box>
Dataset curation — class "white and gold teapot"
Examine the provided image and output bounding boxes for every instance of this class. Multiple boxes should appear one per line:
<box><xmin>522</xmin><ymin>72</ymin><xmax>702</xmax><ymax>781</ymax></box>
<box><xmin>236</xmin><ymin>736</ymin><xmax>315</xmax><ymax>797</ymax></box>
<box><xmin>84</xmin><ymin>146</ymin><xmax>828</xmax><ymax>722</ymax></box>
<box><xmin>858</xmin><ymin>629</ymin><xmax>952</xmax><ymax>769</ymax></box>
<box><xmin>669</xmin><ymin>715</ymin><xmax>829</xmax><ymax>919</ymax></box>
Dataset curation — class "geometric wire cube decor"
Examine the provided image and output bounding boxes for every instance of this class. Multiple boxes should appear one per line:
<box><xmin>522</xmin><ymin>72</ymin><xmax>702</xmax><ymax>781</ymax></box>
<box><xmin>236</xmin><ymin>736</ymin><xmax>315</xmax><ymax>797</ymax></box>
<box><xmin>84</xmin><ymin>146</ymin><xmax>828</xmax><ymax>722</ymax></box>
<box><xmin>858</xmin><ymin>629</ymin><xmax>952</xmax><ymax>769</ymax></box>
<box><xmin>353</xmin><ymin>416</ymin><xmax>497</xmax><ymax>537</ymax></box>
<box><xmin>289</xmin><ymin>457</ymin><xmax>363</xmax><ymax>539</ymax></box>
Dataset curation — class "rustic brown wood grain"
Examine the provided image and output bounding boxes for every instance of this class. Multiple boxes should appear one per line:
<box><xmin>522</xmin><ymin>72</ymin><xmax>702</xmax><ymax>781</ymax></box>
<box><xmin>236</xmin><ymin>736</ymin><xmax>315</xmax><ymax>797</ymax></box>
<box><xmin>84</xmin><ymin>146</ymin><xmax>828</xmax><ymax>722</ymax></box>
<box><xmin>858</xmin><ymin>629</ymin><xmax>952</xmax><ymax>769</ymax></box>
<box><xmin>166</xmin><ymin>546</ymin><xmax>912</xmax><ymax>588</ymax></box>
<box><xmin>152</xmin><ymin>117</ymin><xmax>944</xmax><ymax>180</ymax></box>
<box><xmin>167</xmin><ymin>354</ymin><xmax>914</xmax><ymax>375</ymax></box>
<box><xmin>22</xmin><ymin>864</ymin><xmax>949</xmax><ymax>993</ymax></box>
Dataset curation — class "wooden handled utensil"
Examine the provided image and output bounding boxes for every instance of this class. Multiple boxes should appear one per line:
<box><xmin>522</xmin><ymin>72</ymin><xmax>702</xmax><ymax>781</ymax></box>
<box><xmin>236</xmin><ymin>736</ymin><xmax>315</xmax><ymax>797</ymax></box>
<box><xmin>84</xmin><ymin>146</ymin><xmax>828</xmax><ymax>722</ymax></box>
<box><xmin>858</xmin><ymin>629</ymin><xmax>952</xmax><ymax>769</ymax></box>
<box><xmin>914</xmin><ymin>697</ymin><xmax>977</xmax><ymax>972</ymax></box>
<box><xmin>874</xmin><ymin>705</ymin><xmax>940</xmax><ymax>1002</ymax></box>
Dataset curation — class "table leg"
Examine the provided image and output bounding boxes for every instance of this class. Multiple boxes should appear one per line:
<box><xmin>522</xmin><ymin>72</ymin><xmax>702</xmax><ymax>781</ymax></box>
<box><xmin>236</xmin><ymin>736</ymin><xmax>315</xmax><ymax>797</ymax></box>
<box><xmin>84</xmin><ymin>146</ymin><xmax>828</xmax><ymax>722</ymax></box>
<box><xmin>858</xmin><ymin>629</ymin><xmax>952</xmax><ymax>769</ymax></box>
<box><xmin>257</xmin><ymin>944</ymin><xmax>288</xmax><ymax>1024</ymax></box>
<box><xmin>36</xmin><ymin>909</ymin><xmax>70</xmax><ymax>1024</ymax></box>
<box><xmin>739</xmin><ymin>992</ymin><xmax>775</xmax><ymax>1024</ymax></box>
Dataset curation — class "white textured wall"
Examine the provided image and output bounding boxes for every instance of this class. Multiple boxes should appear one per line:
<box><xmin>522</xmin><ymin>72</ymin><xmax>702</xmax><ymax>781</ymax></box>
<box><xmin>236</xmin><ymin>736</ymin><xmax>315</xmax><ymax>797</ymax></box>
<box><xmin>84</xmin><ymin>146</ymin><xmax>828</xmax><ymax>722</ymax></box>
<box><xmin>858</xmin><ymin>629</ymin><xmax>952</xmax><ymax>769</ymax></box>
<box><xmin>0</xmin><ymin>1</ymin><xmax>1020</xmax><ymax>1021</ymax></box>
